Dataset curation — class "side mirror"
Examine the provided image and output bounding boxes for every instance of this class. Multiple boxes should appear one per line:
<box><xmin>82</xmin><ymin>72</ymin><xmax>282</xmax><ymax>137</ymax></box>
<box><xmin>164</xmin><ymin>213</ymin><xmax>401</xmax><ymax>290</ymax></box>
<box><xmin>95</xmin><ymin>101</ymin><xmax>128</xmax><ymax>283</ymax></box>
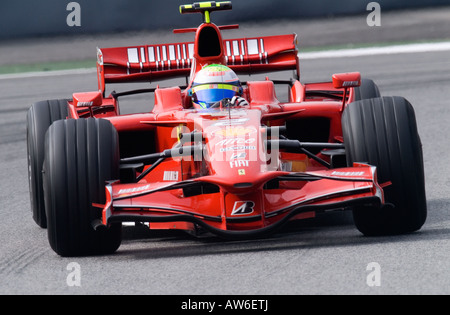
<box><xmin>332</xmin><ymin>72</ymin><xmax>361</xmax><ymax>89</ymax></box>
<box><xmin>73</xmin><ymin>91</ymin><xmax>103</xmax><ymax>107</ymax></box>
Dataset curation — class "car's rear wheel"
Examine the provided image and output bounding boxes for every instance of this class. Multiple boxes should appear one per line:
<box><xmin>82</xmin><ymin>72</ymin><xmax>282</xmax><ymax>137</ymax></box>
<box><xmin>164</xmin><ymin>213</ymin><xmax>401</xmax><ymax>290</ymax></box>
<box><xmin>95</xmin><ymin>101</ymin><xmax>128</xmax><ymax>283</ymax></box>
<box><xmin>342</xmin><ymin>96</ymin><xmax>427</xmax><ymax>236</ymax></box>
<box><xmin>27</xmin><ymin>99</ymin><xmax>69</xmax><ymax>228</ymax></box>
<box><xmin>353</xmin><ymin>78</ymin><xmax>381</xmax><ymax>101</ymax></box>
<box><xmin>43</xmin><ymin>118</ymin><xmax>122</xmax><ymax>256</ymax></box>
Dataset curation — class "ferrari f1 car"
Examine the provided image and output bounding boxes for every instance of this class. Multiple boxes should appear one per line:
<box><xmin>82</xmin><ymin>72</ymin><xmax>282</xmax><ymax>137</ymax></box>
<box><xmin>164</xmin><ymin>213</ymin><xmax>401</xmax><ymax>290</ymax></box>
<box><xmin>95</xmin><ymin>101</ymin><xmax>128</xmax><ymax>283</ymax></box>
<box><xmin>27</xmin><ymin>1</ymin><xmax>426</xmax><ymax>257</ymax></box>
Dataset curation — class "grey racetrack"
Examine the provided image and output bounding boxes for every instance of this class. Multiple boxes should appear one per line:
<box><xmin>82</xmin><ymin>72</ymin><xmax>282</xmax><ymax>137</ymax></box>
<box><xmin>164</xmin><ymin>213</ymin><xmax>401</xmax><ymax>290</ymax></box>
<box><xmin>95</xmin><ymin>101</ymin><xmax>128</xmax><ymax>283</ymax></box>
<box><xmin>0</xmin><ymin>9</ymin><xmax>450</xmax><ymax>295</ymax></box>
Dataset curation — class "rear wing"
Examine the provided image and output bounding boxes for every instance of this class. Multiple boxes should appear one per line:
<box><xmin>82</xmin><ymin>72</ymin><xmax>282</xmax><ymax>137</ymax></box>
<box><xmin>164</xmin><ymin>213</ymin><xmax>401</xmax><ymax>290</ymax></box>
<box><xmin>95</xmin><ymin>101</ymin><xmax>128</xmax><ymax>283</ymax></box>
<box><xmin>97</xmin><ymin>34</ymin><xmax>299</xmax><ymax>94</ymax></box>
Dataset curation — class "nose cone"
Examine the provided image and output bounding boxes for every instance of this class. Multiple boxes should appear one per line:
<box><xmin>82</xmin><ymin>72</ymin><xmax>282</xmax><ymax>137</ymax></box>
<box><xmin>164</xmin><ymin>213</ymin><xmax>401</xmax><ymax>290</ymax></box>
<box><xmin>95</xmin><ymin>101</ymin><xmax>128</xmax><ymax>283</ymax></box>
<box><xmin>200</xmin><ymin>109</ymin><xmax>273</xmax><ymax>191</ymax></box>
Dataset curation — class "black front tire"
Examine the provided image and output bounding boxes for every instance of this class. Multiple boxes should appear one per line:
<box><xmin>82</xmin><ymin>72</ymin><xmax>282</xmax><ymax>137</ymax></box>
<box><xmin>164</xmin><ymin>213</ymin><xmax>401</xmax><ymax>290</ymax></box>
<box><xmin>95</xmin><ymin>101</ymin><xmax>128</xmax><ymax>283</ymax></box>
<box><xmin>43</xmin><ymin>118</ymin><xmax>122</xmax><ymax>257</ymax></box>
<box><xmin>342</xmin><ymin>96</ymin><xmax>427</xmax><ymax>236</ymax></box>
<box><xmin>27</xmin><ymin>99</ymin><xmax>69</xmax><ymax>228</ymax></box>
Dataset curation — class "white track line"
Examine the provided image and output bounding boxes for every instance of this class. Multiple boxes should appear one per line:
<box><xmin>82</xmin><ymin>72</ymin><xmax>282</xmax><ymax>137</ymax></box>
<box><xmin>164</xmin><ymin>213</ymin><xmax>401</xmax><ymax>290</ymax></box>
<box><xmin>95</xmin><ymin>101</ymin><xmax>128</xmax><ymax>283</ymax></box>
<box><xmin>0</xmin><ymin>67</ymin><xmax>96</xmax><ymax>80</ymax></box>
<box><xmin>300</xmin><ymin>41</ymin><xmax>450</xmax><ymax>60</ymax></box>
<box><xmin>1</xmin><ymin>41</ymin><xmax>450</xmax><ymax>80</ymax></box>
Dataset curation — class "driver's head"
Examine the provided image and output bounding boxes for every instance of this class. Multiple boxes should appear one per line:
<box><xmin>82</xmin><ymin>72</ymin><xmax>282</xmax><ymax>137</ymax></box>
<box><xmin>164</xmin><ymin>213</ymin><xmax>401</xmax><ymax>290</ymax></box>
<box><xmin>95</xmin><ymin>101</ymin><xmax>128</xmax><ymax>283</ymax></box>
<box><xmin>190</xmin><ymin>64</ymin><xmax>242</xmax><ymax>109</ymax></box>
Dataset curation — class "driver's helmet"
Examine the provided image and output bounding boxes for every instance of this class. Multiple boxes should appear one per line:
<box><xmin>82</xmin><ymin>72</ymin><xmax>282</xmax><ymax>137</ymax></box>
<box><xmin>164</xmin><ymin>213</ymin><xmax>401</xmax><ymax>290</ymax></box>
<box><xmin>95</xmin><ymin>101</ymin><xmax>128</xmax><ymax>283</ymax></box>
<box><xmin>190</xmin><ymin>64</ymin><xmax>242</xmax><ymax>109</ymax></box>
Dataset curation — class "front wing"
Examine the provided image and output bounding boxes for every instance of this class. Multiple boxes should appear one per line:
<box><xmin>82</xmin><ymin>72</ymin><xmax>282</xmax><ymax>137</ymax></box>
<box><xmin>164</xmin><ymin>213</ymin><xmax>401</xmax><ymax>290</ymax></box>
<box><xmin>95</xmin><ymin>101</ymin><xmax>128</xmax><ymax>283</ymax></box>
<box><xmin>96</xmin><ymin>164</ymin><xmax>384</xmax><ymax>238</ymax></box>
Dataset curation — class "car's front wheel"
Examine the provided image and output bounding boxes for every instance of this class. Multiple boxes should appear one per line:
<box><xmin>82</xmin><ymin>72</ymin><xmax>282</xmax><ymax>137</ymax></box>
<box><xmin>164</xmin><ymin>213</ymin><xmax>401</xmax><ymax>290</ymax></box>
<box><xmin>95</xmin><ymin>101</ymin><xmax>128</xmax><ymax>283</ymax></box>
<box><xmin>342</xmin><ymin>96</ymin><xmax>427</xmax><ymax>236</ymax></box>
<box><xmin>43</xmin><ymin>118</ymin><xmax>122</xmax><ymax>256</ymax></box>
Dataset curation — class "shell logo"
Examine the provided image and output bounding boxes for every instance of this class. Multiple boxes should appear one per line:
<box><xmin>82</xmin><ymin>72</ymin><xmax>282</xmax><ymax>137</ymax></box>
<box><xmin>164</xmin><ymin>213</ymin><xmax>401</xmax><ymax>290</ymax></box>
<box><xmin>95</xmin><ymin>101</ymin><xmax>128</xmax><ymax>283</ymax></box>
<box><xmin>213</xmin><ymin>126</ymin><xmax>257</xmax><ymax>138</ymax></box>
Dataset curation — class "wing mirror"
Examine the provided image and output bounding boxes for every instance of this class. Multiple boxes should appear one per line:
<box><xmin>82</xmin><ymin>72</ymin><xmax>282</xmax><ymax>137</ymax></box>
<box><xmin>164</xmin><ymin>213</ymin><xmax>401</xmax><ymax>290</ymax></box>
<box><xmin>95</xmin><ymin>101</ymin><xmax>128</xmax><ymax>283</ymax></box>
<box><xmin>332</xmin><ymin>72</ymin><xmax>361</xmax><ymax>89</ymax></box>
<box><xmin>73</xmin><ymin>91</ymin><xmax>103</xmax><ymax>107</ymax></box>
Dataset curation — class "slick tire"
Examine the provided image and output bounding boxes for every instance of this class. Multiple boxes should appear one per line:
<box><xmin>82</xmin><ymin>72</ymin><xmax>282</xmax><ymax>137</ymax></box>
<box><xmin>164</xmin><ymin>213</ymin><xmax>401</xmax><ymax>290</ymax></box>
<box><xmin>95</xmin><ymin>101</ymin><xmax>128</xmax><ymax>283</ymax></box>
<box><xmin>353</xmin><ymin>78</ymin><xmax>381</xmax><ymax>101</ymax></box>
<box><xmin>342</xmin><ymin>96</ymin><xmax>427</xmax><ymax>236</ymax></box>
<box><xmin>27</xmin><ymin>99</ymin><xmax>69</xmax><ymax>228</ymax></box>
<box><xmin>43</xmin><ymin>118</ymin><xmax>122</xmax><ymax>257</ymax></box>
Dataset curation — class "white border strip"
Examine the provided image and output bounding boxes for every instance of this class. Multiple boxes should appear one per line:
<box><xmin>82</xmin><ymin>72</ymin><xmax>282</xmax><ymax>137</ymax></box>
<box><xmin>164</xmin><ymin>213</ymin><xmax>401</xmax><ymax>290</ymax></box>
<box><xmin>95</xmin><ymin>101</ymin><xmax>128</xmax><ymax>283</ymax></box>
<box><xmin>300</xmin><ymin>41</ymin><xmax>450</xmax><ymax>60</ymax></box>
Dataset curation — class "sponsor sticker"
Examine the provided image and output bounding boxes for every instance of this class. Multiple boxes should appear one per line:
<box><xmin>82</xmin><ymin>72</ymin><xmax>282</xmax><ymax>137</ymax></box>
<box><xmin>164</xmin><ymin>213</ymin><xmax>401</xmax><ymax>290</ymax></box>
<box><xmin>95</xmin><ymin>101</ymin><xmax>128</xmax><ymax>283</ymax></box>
<box><xmin>231</xmin><ymin>201</ymin><xmax>255</xmax><ymax>215</ymax></box>
<box><xmin>216</xmin><ymin>138</ymin><xmax>255</xmax><ymax>146</ymax></box>
<box><xmin>230</xmin><ymin>160</ymin><xmax>250</xmax><ymax>169</ymax></box>
<box><xmin>231</xmin><ymin>152</ymin><xmax>247</xmax><ymax>160</ymax></box>
<box><xmin>118</xmin><ymin>184</ymin><xmax>151</xmax><ymax>195</ymax></box>
<box><xmin>212</xmin><ymin>126</ymin><xmax>257</xmax><ymax>138</ymax></box>
<box><xmin>331</xmin><ymin>171</ymin><xmax>365</xmax><ymax>177</ymax></box>
<box><xmin>163</xmin><ymin>171</ymin><xmax>179</xmax><ymax>181</ymax></box>
<box><xmin>77</xmin><ymin>101</ymin><xmax>93</xmax><ymax>107</ymax></box>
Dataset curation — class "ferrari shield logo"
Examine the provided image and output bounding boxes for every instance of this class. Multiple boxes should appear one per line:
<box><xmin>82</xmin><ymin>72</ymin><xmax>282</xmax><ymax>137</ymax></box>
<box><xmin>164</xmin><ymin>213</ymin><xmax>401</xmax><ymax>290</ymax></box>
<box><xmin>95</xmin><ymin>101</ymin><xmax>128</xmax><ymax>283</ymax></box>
<box><xmin>231</xmin><ymin>201</ymin><xmax>255</xmax><ymax>216</ymax></box>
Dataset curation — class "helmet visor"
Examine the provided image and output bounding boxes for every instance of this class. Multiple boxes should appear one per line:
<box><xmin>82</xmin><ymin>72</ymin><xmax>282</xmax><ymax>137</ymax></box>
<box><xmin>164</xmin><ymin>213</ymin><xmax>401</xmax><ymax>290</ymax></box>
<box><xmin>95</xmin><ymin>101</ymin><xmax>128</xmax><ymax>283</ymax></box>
<box><xmin>192</xmin><ymin>84</ymin><xmax>240</xmax><ymax>109</ymax></box>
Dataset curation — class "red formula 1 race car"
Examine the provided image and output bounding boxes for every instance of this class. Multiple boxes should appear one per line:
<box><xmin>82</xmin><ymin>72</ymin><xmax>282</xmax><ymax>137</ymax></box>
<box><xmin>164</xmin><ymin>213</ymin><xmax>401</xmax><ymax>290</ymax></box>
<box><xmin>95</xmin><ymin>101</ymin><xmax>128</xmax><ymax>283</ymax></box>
<box><xmin>27</xmin><ymin>1</ymin><xmax>426</xmax><ymax>256</ymax></box>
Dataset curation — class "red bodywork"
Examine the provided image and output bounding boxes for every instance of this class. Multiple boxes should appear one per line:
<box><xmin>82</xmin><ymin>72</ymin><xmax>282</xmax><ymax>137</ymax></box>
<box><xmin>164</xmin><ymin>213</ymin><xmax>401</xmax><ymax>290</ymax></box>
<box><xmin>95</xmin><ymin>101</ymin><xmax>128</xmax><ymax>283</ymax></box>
<box><xmin>67</xmin><ymin>17</ymin><xmax>384</xmax><ymax>238</ymax></box>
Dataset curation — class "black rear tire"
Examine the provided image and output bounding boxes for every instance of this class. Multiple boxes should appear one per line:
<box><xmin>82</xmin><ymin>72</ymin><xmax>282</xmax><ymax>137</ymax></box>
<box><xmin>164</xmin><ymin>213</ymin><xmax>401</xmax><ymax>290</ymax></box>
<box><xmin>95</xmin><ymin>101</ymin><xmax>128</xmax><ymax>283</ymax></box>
<box><xmin>43</xmin><ymin>118</ymin><xmax>122</xmax><ymax>257</ymax></box>
<box><xmin>342</xmin><ymin>96</ymin><xmax>427</xmax><ymax>236</ymax></box>
<box><xmin>353</xmin><ymin>78</ymin><xmax>381</xmax><ymax>101</ymax></box>
<box><xmin>27</xmin><ymin>99</ymin><xmax>69</xmax><ymax>228</ymax></box>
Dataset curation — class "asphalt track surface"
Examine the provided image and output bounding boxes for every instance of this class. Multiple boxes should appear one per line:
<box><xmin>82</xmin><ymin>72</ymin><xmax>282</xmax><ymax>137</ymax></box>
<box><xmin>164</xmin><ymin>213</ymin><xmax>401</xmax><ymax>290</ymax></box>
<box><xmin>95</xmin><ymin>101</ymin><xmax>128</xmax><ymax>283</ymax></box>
<box><xmin>1</xmin><ymin>13</ymin><xmax>450</xmax><ymax>296</ymax></box>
